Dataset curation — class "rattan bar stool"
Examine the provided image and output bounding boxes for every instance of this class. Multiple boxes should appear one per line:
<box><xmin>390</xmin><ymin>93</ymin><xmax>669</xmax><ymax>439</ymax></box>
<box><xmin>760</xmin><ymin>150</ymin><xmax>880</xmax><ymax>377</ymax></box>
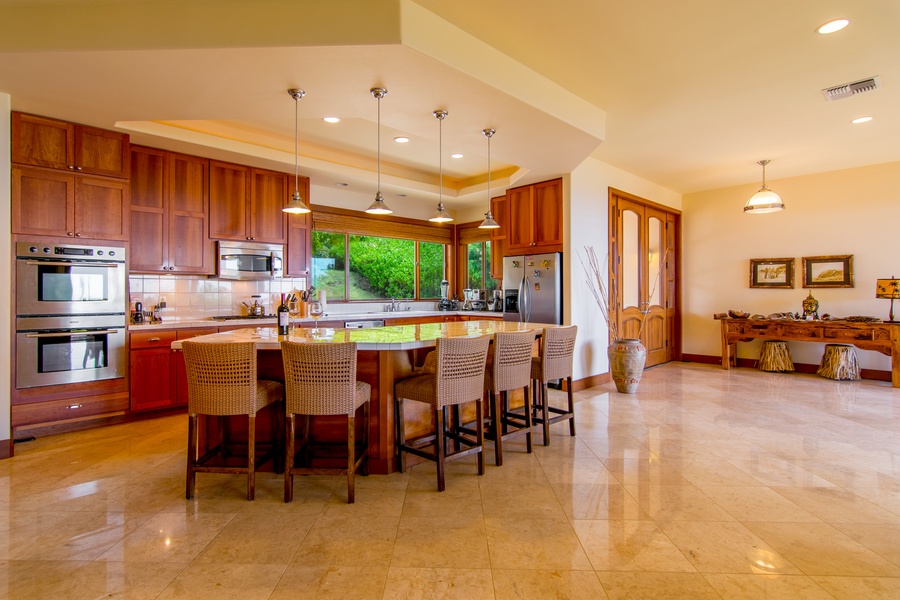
<box><xmin>281</xmin><ymin>341</ymin><xmax>370</xmax><ymax>504</ymax></box>
<box><xmin>394</xmin><ymin>335</ymin><xmax>491</xmax><ymax>492</ymax></box>
<box><xmin>182</xmin><ymin>341</ymin><xmax>284</xmax><ymax>501</ymax></box>
<box><xmin>482</xmin><ymin>330</ymin><xmax>538</xmax><ymax>466</ymax></box>
<box><xmin>531</xmin><ymin>325</ymin><xmax>578</xmax><ymax>446</ymax></box>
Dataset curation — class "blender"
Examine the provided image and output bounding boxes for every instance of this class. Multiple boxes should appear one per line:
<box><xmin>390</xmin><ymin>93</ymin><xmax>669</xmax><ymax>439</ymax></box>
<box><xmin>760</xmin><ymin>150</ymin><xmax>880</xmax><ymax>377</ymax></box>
<box><xmin>438</xmin><ymin>279</ymin><xmax>452</xmax><ymax>311</ymax></box>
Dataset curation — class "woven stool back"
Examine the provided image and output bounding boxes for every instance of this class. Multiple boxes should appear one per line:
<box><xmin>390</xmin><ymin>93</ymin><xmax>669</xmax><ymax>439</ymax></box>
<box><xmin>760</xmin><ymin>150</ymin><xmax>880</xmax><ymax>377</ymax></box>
<box><xmin>435</xmin><ymin>336</ymin><xmax>491</xmax><ymax>409</ymax></box>
<box><xmin>182</xmin><ymin>341</ymin><xmax>260</xmax><ymax>416</ymax></box>
<box><xmin>281</xmin><ymin>341</ymin><xmax>361</xmax><ymax>416</ymax></box>
<box><xmin>487</xmin><ymin>330</ymin><xmax>537</xmax><ymax>394</ymax></box>
<box><xmin>534</xmin><ymin>326</ymin><xmax>578</xmax><ymax>382</ymax></box>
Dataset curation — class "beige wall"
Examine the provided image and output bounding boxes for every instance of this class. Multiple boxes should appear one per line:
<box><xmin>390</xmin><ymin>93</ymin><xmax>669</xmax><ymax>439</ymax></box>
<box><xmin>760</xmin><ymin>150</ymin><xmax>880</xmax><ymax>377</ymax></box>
<box><xmin>683</xmin><ymin>161</ymin><xmax>900</xmax><ymax>370</ymax></box>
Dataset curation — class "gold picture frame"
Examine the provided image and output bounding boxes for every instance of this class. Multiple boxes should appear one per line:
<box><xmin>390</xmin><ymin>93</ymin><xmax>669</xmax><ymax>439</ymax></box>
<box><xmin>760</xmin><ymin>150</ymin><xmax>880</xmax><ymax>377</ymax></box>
<box><xmin>750</xmin><ymin>258</ymin><xmax>794</xmax><ymax>288</ymax></box>
<box><xmin>802</xmin><ymin>255</ymin><xmax>854</xmax><ymax>288</ymax></box>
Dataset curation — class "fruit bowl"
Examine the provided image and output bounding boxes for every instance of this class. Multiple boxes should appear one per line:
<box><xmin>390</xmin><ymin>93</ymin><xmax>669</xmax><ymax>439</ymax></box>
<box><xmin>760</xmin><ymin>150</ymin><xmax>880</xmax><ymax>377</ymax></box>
<box><xmin>727</xmin><ymin>310</ymin><xmax>750</xmax><ymax>319</ymax></box>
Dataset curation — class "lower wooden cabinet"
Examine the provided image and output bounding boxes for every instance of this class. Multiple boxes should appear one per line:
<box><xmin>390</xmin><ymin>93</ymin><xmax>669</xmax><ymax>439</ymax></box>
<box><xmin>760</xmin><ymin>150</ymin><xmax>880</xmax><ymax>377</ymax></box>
<box><xmin>129</xmin><ymin>330</ymin><xmax>177</xmax><ymax>411</ymax></box>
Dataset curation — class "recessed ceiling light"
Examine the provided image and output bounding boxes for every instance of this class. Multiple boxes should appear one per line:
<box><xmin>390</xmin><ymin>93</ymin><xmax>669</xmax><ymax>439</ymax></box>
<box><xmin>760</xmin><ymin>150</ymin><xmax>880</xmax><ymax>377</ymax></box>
<box><xmin>851</xmin><ymin>116</ymin><xmax>873</xmax><ymax>124</ymax></box>
<box><xmin>397</xmin><ymin>193</ymin><xmax>407</xmax><ymax>197</ymax></box>
<box><xmin>323</xmin><ymin>117</ymin><xmax>341</xmax><ymax>124</ymax></box>
<box><xmin>335</xmin><ymin>182</ymin><xmax>349</xmax><ymax>187</ymax></box>
<box><xmin>394</xmin><ymin>136</ymin><xmax>410</xmax><ymax>143</ymax></box>
<box><xmin>451</xmin><ymin>153</ymin><xmax>464</xmax><ymax>159</ymax></box>
<box><xmin>817</xmin><ymin>19</ymin><xmax>850</xmax><ymax>34</ymax></box>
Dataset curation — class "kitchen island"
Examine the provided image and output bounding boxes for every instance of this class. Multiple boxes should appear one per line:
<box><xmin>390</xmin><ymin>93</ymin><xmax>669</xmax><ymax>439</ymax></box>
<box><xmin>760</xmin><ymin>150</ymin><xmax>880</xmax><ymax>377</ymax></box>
<box><xmin>172</xmin><ymin>320</ymin><xmax>559</xmax><ymax>474</ymax></box>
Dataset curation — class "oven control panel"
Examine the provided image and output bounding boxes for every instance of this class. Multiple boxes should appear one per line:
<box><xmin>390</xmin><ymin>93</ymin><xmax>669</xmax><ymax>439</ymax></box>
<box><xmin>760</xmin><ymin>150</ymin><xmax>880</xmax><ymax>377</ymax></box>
<box><xmin>17</xmin><ymin>242</ymin><xmax>124</xmax><ymax>262</ymax></box>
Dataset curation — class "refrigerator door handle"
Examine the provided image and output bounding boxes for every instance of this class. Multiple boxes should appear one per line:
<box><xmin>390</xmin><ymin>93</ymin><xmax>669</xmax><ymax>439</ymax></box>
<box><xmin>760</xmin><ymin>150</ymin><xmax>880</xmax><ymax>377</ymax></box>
<box><xmin>518</xmin><ymin>275</ymin><xmax>527</xmax><ymax>322</ymax></box>
<box><xmin>522</xmin><ymin>275</ymin><xmax>533</xmax><ymax>322</ymax></box>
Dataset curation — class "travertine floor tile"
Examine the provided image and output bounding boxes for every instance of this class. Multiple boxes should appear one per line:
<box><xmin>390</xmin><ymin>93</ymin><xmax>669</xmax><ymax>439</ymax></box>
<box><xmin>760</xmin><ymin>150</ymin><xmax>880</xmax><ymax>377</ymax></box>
<box><xmin>573</xmin><ymin>520</ymin><xmax>696</xmax><ymax>573</ymax></box>
<box><xmin>392</xmin><ymin>516</ymin><xmax>489</xmax><ymax>568</ymax></box>
<box><xmin>492</xmin><ymin>569</ymin><xmax>606</xmax><ymax>599</ymax></box>
<box><xmin>155</xmin><ymin>562</ymin><xmax>284</xmax><ymax>599</ymax></box>
<box><xmin>290</xmin><ymin>514</ymin><xmax>400</xmax><ymax>568</ymax></box>
<box><xmin>596</xmin><ymin>571</ymin><xmax>720</xmax><ymax>599</ymax></box>
<box><xmin>269</xmin><ymin>565</ymin><xmax>388</xmax><ymax>600</ymax></box>
<box><xmin>811</xmin><ymin>575</ymin><xmax>900</xmax><ymax>599</ymax></box>
<box><xmin>382</xmin><ymin>567</ymin><xmax>494</xmax><ymax>600</ymax></box>
<box><xmin>485</xmin><ymin>517</ymin><xmax>592</xmax><ymax>570</ymax></box>
<box><xmin>702</xmin><ymin>573</ymin><xmax>835</xmax><ymax>599</ymax></box>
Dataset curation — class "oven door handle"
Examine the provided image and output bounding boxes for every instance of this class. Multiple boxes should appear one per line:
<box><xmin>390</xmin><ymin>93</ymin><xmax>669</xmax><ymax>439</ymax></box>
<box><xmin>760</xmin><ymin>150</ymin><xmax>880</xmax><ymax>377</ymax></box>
<box><xmin>24</xmin><ymin>260</ymin><xmax>121</xmax><ymax>268</ymax></box>
<box><xmin>24</xmin><ymin>329</ymin><xmax>120</xmax><ymax>338</ymax></box>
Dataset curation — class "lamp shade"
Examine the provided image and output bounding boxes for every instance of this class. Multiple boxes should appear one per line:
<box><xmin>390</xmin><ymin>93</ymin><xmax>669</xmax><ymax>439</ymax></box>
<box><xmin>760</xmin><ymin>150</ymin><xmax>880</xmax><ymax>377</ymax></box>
<box><xmin>876</xmin><ymin>278</ymin><xmax>900</xmax><ymax>299</ymax></box>
<box><xmin>744</xmin><ymin>159</ymin><xmax>784</xmax><ymax>214</ymax></box>
<box><xmin>744</xmin><ymin>189</ymin><xmax>784</xmax><ymax>213</ymax></box>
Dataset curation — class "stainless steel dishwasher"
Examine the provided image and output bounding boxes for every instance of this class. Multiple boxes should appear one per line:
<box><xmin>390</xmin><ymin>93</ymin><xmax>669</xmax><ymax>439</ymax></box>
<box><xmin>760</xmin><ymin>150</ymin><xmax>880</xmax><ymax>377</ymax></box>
<box><xmin>343</xmin><ymin>320</ymin><xmax>385</xmax><ymax>329</ymax></box>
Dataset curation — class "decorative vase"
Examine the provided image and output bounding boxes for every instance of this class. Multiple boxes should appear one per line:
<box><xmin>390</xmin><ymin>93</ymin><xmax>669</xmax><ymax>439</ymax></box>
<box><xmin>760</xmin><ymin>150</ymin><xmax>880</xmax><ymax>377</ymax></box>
<box><xmin>608</xmin><ymin>338</ymin><xmax>647</xmax><ymax>393</ymax></box>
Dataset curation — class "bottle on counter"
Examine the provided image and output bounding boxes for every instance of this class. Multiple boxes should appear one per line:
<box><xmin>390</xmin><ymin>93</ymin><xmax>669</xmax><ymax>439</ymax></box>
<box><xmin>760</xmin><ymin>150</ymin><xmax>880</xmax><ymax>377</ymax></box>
<box><xmin>277</xmin><ymin>293</ymin><xmax>290</xmax><ymax>335</ymax></box>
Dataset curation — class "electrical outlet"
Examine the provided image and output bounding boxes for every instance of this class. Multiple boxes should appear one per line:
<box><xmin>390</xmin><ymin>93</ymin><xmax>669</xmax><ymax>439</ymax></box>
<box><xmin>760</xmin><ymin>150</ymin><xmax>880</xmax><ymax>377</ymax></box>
<box><xmin>159</xmin><ymin>297</ymin><xmax>167</xmax><ymax>308</ymax></box>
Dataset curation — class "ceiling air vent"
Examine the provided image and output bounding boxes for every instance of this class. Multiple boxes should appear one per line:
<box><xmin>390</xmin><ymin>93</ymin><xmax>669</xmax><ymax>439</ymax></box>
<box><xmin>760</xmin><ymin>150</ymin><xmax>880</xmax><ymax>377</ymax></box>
<box><xmin>822</xmin><ymin>76</ymin><xmax>880</xmax><ymax>101</ymax></box>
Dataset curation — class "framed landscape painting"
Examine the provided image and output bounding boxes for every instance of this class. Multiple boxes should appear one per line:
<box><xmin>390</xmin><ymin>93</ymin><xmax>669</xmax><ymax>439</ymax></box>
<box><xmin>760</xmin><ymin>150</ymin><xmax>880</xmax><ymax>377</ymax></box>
<box><xmin>802</xmin><ymin>255</ymin><xmax>854</xmax><ymax>288</ymax></box>
<box><xmin>750</xmin><ymin>258</ymin><xmax>794</xmax><ymax>288</ymax></box>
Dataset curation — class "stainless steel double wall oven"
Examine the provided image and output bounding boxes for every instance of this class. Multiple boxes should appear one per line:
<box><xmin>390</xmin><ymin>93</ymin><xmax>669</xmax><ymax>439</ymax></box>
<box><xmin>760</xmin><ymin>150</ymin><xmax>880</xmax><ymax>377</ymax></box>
<box><xmin>15</xmin><ymin>242</ymin><xmax>127</xmax><ymax>389</ymax></box>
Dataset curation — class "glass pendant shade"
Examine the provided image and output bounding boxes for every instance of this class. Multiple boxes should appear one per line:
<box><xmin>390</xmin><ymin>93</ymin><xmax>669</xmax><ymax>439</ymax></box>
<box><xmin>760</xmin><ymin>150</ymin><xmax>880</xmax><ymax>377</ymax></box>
<box><xmin>284</xmin><ymin>88</ymin><xmax>311</xmax><ymax>214</ymax></box>
<box><xmin>428</xmin><ymin>109</ymin><xmax>453</xmax><ymax>223</ymax></box>
<box><xmin>366</xmin><ymin>87</ymin><xmax>393</xmax><ymax>215</ymax></box>
<box><xmin>744</xmin><ymin>159</ymin><xmax>784</xmax><ymax>214</ymax></box>
<box><xmin>478</xmin><ymin>128</ymin><xmax>499</xmax><ymax>229</ymax></box>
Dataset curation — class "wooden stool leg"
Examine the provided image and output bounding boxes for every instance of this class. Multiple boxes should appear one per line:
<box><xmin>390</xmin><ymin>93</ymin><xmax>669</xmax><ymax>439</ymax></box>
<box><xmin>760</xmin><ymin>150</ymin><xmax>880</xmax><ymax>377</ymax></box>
<box><xmin>347</xmin><ymin>415</ymin><xmax>356</xmax><ymax>504</ymax></box>
<box><xmin>396</xmin><ymin>397</ymin><xmax>407</xmax><ymax>473</ymax></box>
<box><xmin>186</xmin><ymin>414</ymin><xmax>198</xmax><ymax>500</ymax></box>
<box><xmin>541</xmin><ymin>382</ymin><xmax>551</xmax><ymax>446</ymax></box>
<box><xmin>523</xmin><ymin>383</ymin><xmax>533</xmax><ymax>454</ymax></box>
<box><xmin>475</xmin><ymin>398</ymin><xmax>485</xmax><ymax>476</ymax></box>
<box><xmin>435</xmin><ymin>408</ymin><xmax>446</xmax><ymax>492</ymax></box>
<box><xmin>284</xmin><ymin>414</ymin><xmax>295</xmax><ymax>503</ymax></box>
<box><xmin>492</xmin><ymin>390</ymin><xmax>503</xmax><ymax>466</ymax></box>
<box><xmin>567</xmin><ymin>376</ymin><xmax>576</xmax><ymax>437</ymax></box>
<box><xmin>247</xmin><ymin>415</ymin><xmax>256</xmax><ymax>501</ymax></box>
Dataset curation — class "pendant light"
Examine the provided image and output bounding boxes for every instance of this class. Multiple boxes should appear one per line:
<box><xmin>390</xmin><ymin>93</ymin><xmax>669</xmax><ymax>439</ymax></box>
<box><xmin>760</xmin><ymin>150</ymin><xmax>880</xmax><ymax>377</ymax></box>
<box><xmin>365</xmin><ymin>87</ymin><xmax>393</xmax><ymax>215</ymax></box>
<box><xmin>429</xmin><ymin>109</ymin><xmax>453</xmax><ymax>223</ymax></box>
<box><xmin>478</xmin><ymin>128</ymin><xmax>500</xmax><ymax>229</ymax></box>
<box><xmin>284</xmin><ymin>88</ymin><xmax>312</xmax><ymax>214</ymax></box>
<box><xmin>744</xmin><ymin>159</ymin><xmax>784</xmax><ymax>214</ymax></box>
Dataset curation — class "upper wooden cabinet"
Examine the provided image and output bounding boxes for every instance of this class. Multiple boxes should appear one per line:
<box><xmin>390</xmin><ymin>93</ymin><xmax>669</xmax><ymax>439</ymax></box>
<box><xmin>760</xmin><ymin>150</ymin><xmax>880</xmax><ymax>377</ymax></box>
<box><xmin>12</xmin><ymin>112</ymin><xmax>130</xmax><ymax>179</ymax></box>
<box><xmin>506</xmin><ymin>178</ymin><xmax>563</xmax><ymax>254</ymax></box>
<box><xmin>489</xmin><ymin>193</ymin><xmax>507</xmax><ymax>280</ymax></box>
<box><xmin>12</xmin><ymin>166</ymin><xmax>129</xmax><ymax>240</ymax></box>
<box><xmin>285</xmin><ymin>175</ymin><xmax>312</xmax><ymax>277</ymax></box>
<box><xmin>130</xmin><ymin>146</ymin><xmax>213</xmax><ymax>274</ymax></box>
<box><xmin>209</xmin><ymin>161</ymin><xmax>288</xmax><ymax>243</ymax></box>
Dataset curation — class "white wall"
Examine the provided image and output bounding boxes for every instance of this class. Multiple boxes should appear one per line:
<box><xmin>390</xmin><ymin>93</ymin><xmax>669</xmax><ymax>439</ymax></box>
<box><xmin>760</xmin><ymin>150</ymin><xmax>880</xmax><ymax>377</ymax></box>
<box><xmin>683</xmin><ymin>161</ymin><xmax>900</xmax><ymax>370</ymax></box>
<box><xmin>567</xmin><ymin>156</ymin><xmax>681</xmax><ymax>381</ymax></box>
<box><xmin>1</xmin><ymin>93</ymin><xmax>11</xmax><ymax>448</ymax></box>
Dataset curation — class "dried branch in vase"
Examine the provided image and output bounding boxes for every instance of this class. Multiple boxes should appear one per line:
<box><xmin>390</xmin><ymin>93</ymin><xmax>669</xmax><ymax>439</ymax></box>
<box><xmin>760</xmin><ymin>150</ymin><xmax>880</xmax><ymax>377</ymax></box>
<box><xmin>579</xmin><ymin>246</ymin><xmax>618</xmax><ymax>340</ymax></box>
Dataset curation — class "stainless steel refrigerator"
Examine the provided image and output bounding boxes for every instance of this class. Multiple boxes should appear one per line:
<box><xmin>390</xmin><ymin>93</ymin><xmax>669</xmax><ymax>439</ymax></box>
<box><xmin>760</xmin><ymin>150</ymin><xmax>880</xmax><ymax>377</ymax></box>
<box><xmin>502</xmin><ymin>252</ymin><xmax>562</xmax><ymax>324</ymax></box>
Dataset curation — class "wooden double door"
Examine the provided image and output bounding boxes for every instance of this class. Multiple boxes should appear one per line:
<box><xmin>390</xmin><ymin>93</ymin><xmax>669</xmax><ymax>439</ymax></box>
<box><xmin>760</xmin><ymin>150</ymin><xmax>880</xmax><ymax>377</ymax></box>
<box><xmin>610</xmin><ymin>190</ymin><xmax>680</xmax><ymax>368</ymax></box>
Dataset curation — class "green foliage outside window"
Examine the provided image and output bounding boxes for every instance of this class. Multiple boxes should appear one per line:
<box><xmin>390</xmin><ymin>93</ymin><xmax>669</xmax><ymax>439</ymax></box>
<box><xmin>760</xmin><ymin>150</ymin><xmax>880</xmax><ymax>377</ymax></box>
<box><xmin>311</xmin><ymin>231</ymin><xmax>445</xmax><ymax>300</ymax></box>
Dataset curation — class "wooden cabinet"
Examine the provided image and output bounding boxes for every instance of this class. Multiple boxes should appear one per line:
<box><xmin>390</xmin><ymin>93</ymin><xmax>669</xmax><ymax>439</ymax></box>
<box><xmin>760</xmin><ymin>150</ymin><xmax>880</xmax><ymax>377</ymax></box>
<box><xmin>12</xmin><ymin>166</ymin><xmax>129</xmax><ymax>240</ymax></box>
<box><xmin>209</xmin><ymin>161</ymin><xmax>288</xmax><ymax>243</ymax></box>
<box><xmin>489</xmin><ymin>193</ymin><xmax>507</xmax><ymax>279</ymax></box>
<box><xmin>506</xmin><ymin>178</ymin><xmax>563</xmax><ymax>254</ymax></box>
<box><xmin>129</xmin><ymin>330</ymin><xmax>177</xmax><ymax>412</ymax></box>
<box><xmin>286</xmin><ymin>175</ymin><xmax>312</xmax><ymax>277</ymax></box>
<box><xmin>12</xmin><ymin>111</ymin><xmax>130</xmax><ymax>179</ymax></box>
<box><xmin>130</xmin><ymin>146</ymin><xmax>213</xmax><ymax>274</ymax></box>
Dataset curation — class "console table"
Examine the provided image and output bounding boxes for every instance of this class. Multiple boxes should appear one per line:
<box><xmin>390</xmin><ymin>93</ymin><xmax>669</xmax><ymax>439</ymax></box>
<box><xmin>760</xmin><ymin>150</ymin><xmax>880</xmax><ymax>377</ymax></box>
<box><xmin>720</xmin><ymin>318</ymin><xmax>900</xmax><ymax>388</ymax></box>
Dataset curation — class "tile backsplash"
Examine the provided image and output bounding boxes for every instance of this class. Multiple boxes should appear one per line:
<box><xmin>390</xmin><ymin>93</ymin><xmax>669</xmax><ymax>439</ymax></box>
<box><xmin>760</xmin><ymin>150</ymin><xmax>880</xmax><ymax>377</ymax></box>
<box><xmin>128</xmin><ymin>275</ymin><xmax>307</xmax><ymax>320</ymax></box>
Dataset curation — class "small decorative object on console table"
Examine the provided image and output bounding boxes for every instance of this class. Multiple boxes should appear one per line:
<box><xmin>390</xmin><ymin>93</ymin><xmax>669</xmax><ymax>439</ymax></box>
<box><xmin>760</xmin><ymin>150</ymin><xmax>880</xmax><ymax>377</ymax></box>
<box><xmin>876</xmin><ymin>277</ymin><xmax>900</xmax><ymax>323</ymax></box>
<box><xmin>801</xmin><ymin>292</ymin><xmax>819</xmax><ymax>320</ymax></box>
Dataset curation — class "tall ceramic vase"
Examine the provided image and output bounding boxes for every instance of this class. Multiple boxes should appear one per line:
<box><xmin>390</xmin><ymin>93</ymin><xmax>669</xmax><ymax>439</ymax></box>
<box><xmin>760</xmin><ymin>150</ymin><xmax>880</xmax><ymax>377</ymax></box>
<box><xmin>608</xmin><ymin>338</ymin><xmax>647</xmax><ymax>393</ymax></box>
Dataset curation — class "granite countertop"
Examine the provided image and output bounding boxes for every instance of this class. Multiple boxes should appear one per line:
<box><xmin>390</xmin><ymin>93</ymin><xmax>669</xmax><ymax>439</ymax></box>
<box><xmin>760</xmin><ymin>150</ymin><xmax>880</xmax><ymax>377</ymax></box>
<box><xmin>170</xmin><ymin>319</ymin><xmax>556</xmax><ymax>351</ymax></box>
<box><xmin>129</xmin><ymin>310</ymin><xmax>503</xmax><ymax>331</ymax></box>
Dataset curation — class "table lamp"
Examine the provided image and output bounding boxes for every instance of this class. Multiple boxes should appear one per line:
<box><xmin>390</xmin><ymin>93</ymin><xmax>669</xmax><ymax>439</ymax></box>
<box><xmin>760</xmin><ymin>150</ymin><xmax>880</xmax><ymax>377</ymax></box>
<box><xmin>876</xmin><ymin>277</ymin><xmax>900</xmax><ymax>323</ymax></box>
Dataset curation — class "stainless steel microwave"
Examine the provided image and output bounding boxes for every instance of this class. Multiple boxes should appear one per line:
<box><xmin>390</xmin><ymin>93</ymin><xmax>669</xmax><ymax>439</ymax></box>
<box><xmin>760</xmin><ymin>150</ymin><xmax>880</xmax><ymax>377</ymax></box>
<box><xmin>217</xmin><ymin>241</ymin><xmax>284</xmax><ymax>280</ymax></box>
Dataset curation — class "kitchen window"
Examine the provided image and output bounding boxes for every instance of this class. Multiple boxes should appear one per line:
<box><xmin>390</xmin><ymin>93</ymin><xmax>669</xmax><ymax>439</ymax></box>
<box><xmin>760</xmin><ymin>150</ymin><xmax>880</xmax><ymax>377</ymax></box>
<box><xmin>311</xmin><ymin>231</ymin><xmax>446</xmax><ymax>300</ymax></box>
<box><xmin>466</xmin><ymin>241</ymin><xmax>499</xmax><ymax>294</ymax></box>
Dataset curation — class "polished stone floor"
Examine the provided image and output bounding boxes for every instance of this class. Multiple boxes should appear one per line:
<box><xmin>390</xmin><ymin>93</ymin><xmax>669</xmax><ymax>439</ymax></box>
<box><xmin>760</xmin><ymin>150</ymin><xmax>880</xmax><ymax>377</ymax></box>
<box><xmin>2</xmin><ymin>362</ymin><xmax>900</xmax><ymax>599</ymax></box>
